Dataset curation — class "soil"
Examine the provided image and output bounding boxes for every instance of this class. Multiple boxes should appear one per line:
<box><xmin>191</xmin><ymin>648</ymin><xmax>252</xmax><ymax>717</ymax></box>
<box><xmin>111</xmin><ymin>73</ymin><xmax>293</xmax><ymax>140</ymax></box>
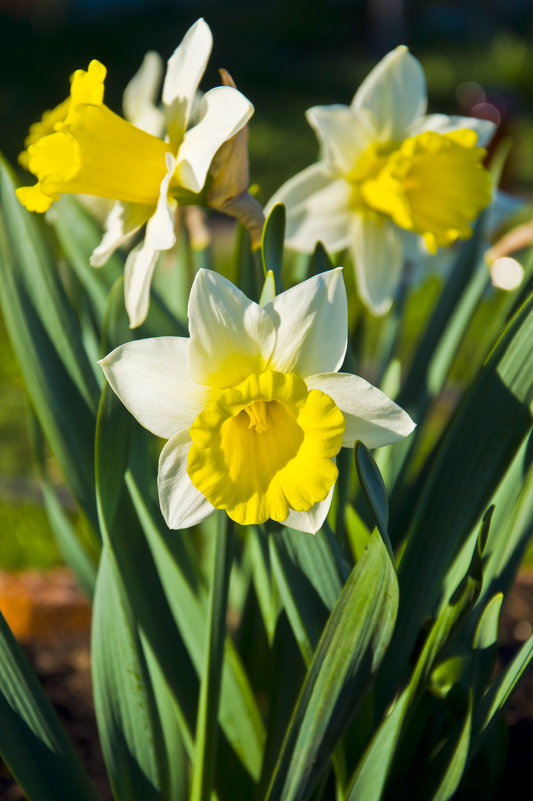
<box><xmin>0</xmin><ymin>569</ymin><xmax>532</xmax><ymax>801</ymax></box>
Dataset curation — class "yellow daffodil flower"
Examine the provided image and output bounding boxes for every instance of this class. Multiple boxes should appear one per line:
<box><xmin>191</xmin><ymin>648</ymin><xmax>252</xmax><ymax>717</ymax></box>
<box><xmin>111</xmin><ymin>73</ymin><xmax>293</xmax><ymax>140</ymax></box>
<box><xmin>99</xmin><ymin>269</ymin><xmax>415</xmax><ymax>532</ymax></box>
<box><xmin>267</xmin><ymin>46</ymin><xmax>495</xmax><ymax>315</ymax></box>
<box><xmin>17</xmin><ymin>18</ymin><xmax>253</xmax><ymax>328</ymax></box>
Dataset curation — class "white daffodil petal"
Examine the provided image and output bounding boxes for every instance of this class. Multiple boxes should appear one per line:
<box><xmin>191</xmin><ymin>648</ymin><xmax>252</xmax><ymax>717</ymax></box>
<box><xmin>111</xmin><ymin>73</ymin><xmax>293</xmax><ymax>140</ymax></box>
<box><xmin>123</xmin><ymin>51</ymin><xmax>165</xmax><ymax>136</ymax></box>
<box><xmin>163</xmin><ymin>17</ymin><xmax>213</xmax><ymax>147</ymax></box>
<box><xmin>352</xmin><ymin>45</ymin><xmax>427</xmax><ymax>140</ymax></box>
<box><xmin>351</xmin><ymin>215</ymin><xmax>404</xmax><ymax>316</ymax></box>
<box><xmin>175</xmin><ymin>86</ymin><xmax>254</xmax><ymax>193</ymax></box>
<box><xmin>124</xmin><ymin>242</ymin><xmax>159</xmax><ymax>329</ymax></box>
<box><xmin>264</xmin><ymin>268</ymin><xmax>347</xmax><ymax>376</ymax></box>
<box><xmin>90</xmin><ymin>201</ymin><xmax>151</xmax><ymax>267</ymax></box>
<box><xmin>98</xmin><ymin>337</ymin><xmax>208</xmax><ymax>439</ymax></box>
<box><xmin>411</xmin><ymin>114</ymin><xmax>496</xmax><ymax>147</ymax></box>
<box><xmin>282</xmin><ymin>487</ymin><xmax>334</xmax><ymax>534</ymax></box>
<box><xmin>124</xmin><ymin>156</ymin><xmax>177</xmax><ymax>328</ymax></box>
<box><xmin>188</xmin><ymin>269</ymin><xmax>276</xmax><ymax>387</ymax></box>
<box><xmin>158</xmin><ymin>429</ymin><xmax>215</xmax><ymax>530</ymax></box>
<box><xmin>305</xmin><ymin>105</ymin><xmax>377</xmax><ymax>173</ymax></box>
<box><xmin>267</xmin><ymin>163</ymin><xmax>353</xmax><ymax>254</ymax></box>
<box><xmin>306</xmin><ymin>372</ymin><xmax>416</xmax><ymax>448</ymax></box>
<box><xmin>145</xmin><ymin>154</ymin><xmax>177</xmax><ymax>252</ymax></box>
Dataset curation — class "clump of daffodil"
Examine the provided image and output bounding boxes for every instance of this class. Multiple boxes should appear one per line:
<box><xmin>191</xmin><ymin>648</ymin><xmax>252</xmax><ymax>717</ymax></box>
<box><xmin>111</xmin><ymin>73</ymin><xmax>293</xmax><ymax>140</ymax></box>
<box><xmin>16</xmin><ymin>18</ymin><xmax>253</xmax><ymax>328</ymax></box>
<box><xmin>99</xmin><ymin>268</ymin><xmax>415</xmax><ymax>533</ymax></box>
<box><xmin>267</xmin><ymin>46</ymin><xmax>495</xmax><ymax>315</ymax></box>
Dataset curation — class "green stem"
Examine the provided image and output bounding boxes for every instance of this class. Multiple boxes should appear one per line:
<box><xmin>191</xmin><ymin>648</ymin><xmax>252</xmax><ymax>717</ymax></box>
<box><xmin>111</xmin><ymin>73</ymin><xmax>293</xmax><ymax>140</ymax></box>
<box><xmin>190</xmin><ymin>514</ymin><xmax>235</xmax><ymax>801</ymax></box>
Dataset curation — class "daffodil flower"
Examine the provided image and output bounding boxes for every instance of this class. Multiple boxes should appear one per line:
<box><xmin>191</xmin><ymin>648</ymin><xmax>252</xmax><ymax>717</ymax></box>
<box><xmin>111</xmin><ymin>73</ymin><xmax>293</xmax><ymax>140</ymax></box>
<box><xmin>99</xmin><ymin>268</ymin><xmax>415</xmax><ymax>533</ymax></box>
<box><xmin>267</xmin><ymin>46</ymin><xmax>495</xmax><ymax>315</ymax></box>
<box><xmin>17</xmin><ymin>18</ymin><xmax>253</xmax><ymax>327</ymax></box>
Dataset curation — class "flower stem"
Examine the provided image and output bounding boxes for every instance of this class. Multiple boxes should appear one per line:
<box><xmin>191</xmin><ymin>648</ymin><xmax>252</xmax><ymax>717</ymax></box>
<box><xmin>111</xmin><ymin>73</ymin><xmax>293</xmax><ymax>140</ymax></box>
<box><xmin>190</xmin><ymin>514</ymin><xmax>235</xmax><ymax>801</ymax></box>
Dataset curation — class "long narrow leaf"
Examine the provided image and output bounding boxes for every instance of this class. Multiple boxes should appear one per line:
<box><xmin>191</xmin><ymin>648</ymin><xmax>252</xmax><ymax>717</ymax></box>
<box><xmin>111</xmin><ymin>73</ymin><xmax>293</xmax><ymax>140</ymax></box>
<box><xmin>92</xmin><ymin>547</ymin><xmax>165</xmax><ymax>801</ymax></box>
<box><xmin>387</xmin><ymin>292</ymin><xmax>533</xmax><ymax>696</ymax></box>
<box><xmin>261</xmin><ymin>203</ymin><xmax>285</xmax><ymax>291</ymax></box>
<box><xmin>191</xmin><ymin>517</ymin><xmax>234</xmax><ymax>801</ymax></box>
<box><xmin>0</xmin><ymin>157</ymin><xmax>99</xmax><ymax>530</ymax></box>
<box><xmin>269</xmin><ymin>527</ymin><xmax>346</xmax><ymax>663</ymax></box>
<box><xmin>0</xmin><ymin>610</ymin><xmax>99</xmax><ymax>801</ymax></box>
<box><xmin>346</xmin><ymin>528</ymin><xmax>483</xmax><ymax>801</ymax></box>
<box><xmin>126</xmin><ymin>451</ymin><xmax>266</xmax><ymax>781</ymax></box>
<box><xmin>266</xmin><ymin>529</ymin><xmax>398</xmax><ymax>801</ymax></box>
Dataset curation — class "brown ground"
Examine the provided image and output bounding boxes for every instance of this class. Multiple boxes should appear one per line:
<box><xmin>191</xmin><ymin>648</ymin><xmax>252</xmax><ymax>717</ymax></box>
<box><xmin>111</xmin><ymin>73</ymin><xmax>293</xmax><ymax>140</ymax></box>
<box><xmin>0</xmin><ymin>569</ymin><xmax>532</xmax><ymax>801</ymax></box>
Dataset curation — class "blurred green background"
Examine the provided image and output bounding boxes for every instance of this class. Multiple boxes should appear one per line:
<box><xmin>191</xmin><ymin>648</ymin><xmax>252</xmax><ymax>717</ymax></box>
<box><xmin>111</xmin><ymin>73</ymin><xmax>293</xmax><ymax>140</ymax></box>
<box><xmin>1</xmin><ymin>0</ymin><xmax>533</xmax><ymax>569</ymax></box>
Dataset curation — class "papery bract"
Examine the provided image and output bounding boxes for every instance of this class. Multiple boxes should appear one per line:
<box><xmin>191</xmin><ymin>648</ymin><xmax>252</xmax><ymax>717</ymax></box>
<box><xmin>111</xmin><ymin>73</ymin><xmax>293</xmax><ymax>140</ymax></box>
<box><xmin>99</xmin><ymin>268</ymin><xmax>415</xmax><ymax>533</ymax></box>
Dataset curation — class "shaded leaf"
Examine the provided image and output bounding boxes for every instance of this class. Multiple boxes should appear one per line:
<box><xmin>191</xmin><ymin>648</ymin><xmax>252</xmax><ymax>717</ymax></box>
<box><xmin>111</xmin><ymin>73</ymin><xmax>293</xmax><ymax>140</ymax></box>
<box><xmin>266</xmin><ymin>529</ymin><xmax>398</xmax><ymax>801</ymax></box>
<box><xmin>0</xmin><ymin>610</ymin><xmax>98</xmax><ymax>801</ymax></box>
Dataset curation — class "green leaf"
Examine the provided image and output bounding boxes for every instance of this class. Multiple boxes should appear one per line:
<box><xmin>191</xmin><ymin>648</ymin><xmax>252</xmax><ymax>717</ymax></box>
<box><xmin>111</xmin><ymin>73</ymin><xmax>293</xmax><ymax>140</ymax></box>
<box><xmin>94</xmin><ymin>382</ymin><xmax>198</xmax><ymax>755</ymax></box>
<box><xmin>248</xmin><ymin>527</ymin><xmax>279</xmax><ymax>644</ymax></box>
<box><xmin>344</xmin><ymin>504</ymin><xmax>372</xmax><ymax>561</ymax></box>
<box><xmin>95</xmin><ymin>381</ymin><xmax>132</xmax><ymax>534</ymax></box>
<box><xmin>478</xmin><ymin>432</ymin><xmax>533</xmax><ymax>604</ymax></box>
<box><xmin>309</xmin><ymin>240</ymin><xmax>334</xmax><ymax>277</ymax></box>
<box><xmin>50</xmin><ymin>196</ymin><xmax>122</xmax><ymax>324</ymax></box>
<box><xmin>398</xmin><ymin>217</ymin><xmax>487</xmax><ymax>411</ymax></box>
<box><xmin>235</xmin><ymin>222</ymin><xmax>262</xmax><ymax>302</ymax></box>
<box><xmin>0</xmin><ymin>157</ymin><xmax>101</xmax><ymax>408</ymax></box>
<box><xmin>27</xmin><ymin>410</ymin><xmax>98</xmax><ymax>599</ymax></box>
<box><xmin>0</xmin><ymin>610</ymin><xmax>98</xmax><ymax>801</ymax></box>
<box><xmin>265</xmin><ymin>529</ymin><xmax>398</xmax><ymax>801</ymax></box>
<box><xmin>346</xmin><ymin>532</ymin><xmax>482</xmax><ymax>801</ymax></box>
<box><xmin>269</xmin><ymin>527</ymin><xmax>346</xmax><ymax>663</ymax></box>
<box><xmin>477</xmin><ymin>631</ymin><xmax>533</xmax><ymax>735</ymax></box>
<box><xmin>388</xmin><ymin>291</ymin><xmax>533</xmax><ymax>694</ymax></box>
<box><xmin>191</xmin><ymin>517</ymin><xmax>235</xmax><ymax>801</ymax></box>
<box><xmin>126</xmin><ymin>452</ymin><xmax>266</xmax><ymax>781</ymax></box>
<box><xmin>345</xmin><ymin>688</ymin><xmax>408</xmax><ymax>801</ymax></box>
<box><xmin>0</xmin><ymin>156</ymin><xmax>99</xmax><ymax>530</ymax></box>
<box><xmin>40</xmin><ymin>478</ymin><xmax>97</xmax><ymax>599</ymax></box>
<box><xmin>259</xmin><ymin>270</ymin><xmax>276</xmax><ymax>306</ymax></box>
<box><xmin>472</xmin><ymin>593</ymin><xmax>503</xmax><ymax>697</ymax></box>
<box><xmin>426</xmin><ymin>694</ymin><xmax>473</xmax><ymax>801</ymax></box>
<box><xmin>426</xmin><ymin>263</ymin><xmax>489</xmax><ymax>400</ymax></box>
<box><xmin>142</xmin><ymin>639</ymin><xmax>189</xmax><ymax>801</ymax></box>
<box><xmin>92</xmin><ymin>547</ymin><xmax>165</xmax><ymax>801</ymax></box>
<box><xmin>261</xmin><ymin>202</ymin><xmax>285</xmax><ymax>291</ymax></box>
<box><xmin>354</xmin><ymin>442</ymin><xmax>392</xmax><ymax>555</ymax></box>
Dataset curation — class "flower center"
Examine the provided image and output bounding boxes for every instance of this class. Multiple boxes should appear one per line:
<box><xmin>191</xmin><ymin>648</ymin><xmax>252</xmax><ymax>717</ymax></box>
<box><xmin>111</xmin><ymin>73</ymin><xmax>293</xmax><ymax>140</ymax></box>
<box><xmin>346</xmin><ymin>141</ymin><xmax>398</xmax><ymax>215</ymax></box>
<box><xmin>244</xmin><ymin>400</ymin><xmax>272</xmax><ymax>433</ymax></box>
<box><xmin>358</xmin><ymin>129</ymin><xmax>492</xmax><ymax>251</ymax></box>
<box><xmin>187</xmin><ymin>371</ymin><xmax>345</xmax><ymax>526</ymax></box>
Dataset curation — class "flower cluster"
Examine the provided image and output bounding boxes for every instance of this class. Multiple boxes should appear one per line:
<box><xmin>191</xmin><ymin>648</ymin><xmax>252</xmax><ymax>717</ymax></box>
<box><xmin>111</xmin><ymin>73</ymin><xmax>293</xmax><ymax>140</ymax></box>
<box><xmin>17</xmin><ymin>23</ymin><xmax>513</xmax><ymax>534</ymax></box>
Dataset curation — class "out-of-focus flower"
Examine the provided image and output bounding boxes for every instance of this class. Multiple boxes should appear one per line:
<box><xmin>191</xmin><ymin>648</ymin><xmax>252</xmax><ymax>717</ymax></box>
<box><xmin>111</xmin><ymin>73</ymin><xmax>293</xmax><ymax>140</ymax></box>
<box><xmin>17</xmin><ymin>18</ymin><xmax>253</xmax><ymax>327</ymax></box>
<box><xmin>99</xmin><ymin>269</ymin><xmax>415</xmax><ymax>533</ymax></box>
<box><xmin>267</xmin><ymin>46</ymin><xmax>495</xmax><ymax>315</ymax></box>
<box><xmin>122</xmin><ymin>50</ymin><xmax>165</xmax><ymax>137</ymax></box>
<box><xmin>489</xmin><ymin>257</ymin><xmax>524</xmax><ymax>290</ymax></box>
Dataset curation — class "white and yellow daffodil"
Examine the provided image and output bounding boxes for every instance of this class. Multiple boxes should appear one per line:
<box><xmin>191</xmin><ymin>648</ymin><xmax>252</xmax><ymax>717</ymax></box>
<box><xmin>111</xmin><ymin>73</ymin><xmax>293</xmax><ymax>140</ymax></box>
<box><xmin>267</xmin><ymin>46</ymin><xmax>495</xmax><ymax>315</ymax></box>
<box><xmin>17</xmin><ymin>18</ymin><xmax>253</xmax><ymax>328</ymax></box>
<box><xmin>99</xmin><ymin>268</ymin><xmax>415</xmax><ymax>533</ymax></box>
